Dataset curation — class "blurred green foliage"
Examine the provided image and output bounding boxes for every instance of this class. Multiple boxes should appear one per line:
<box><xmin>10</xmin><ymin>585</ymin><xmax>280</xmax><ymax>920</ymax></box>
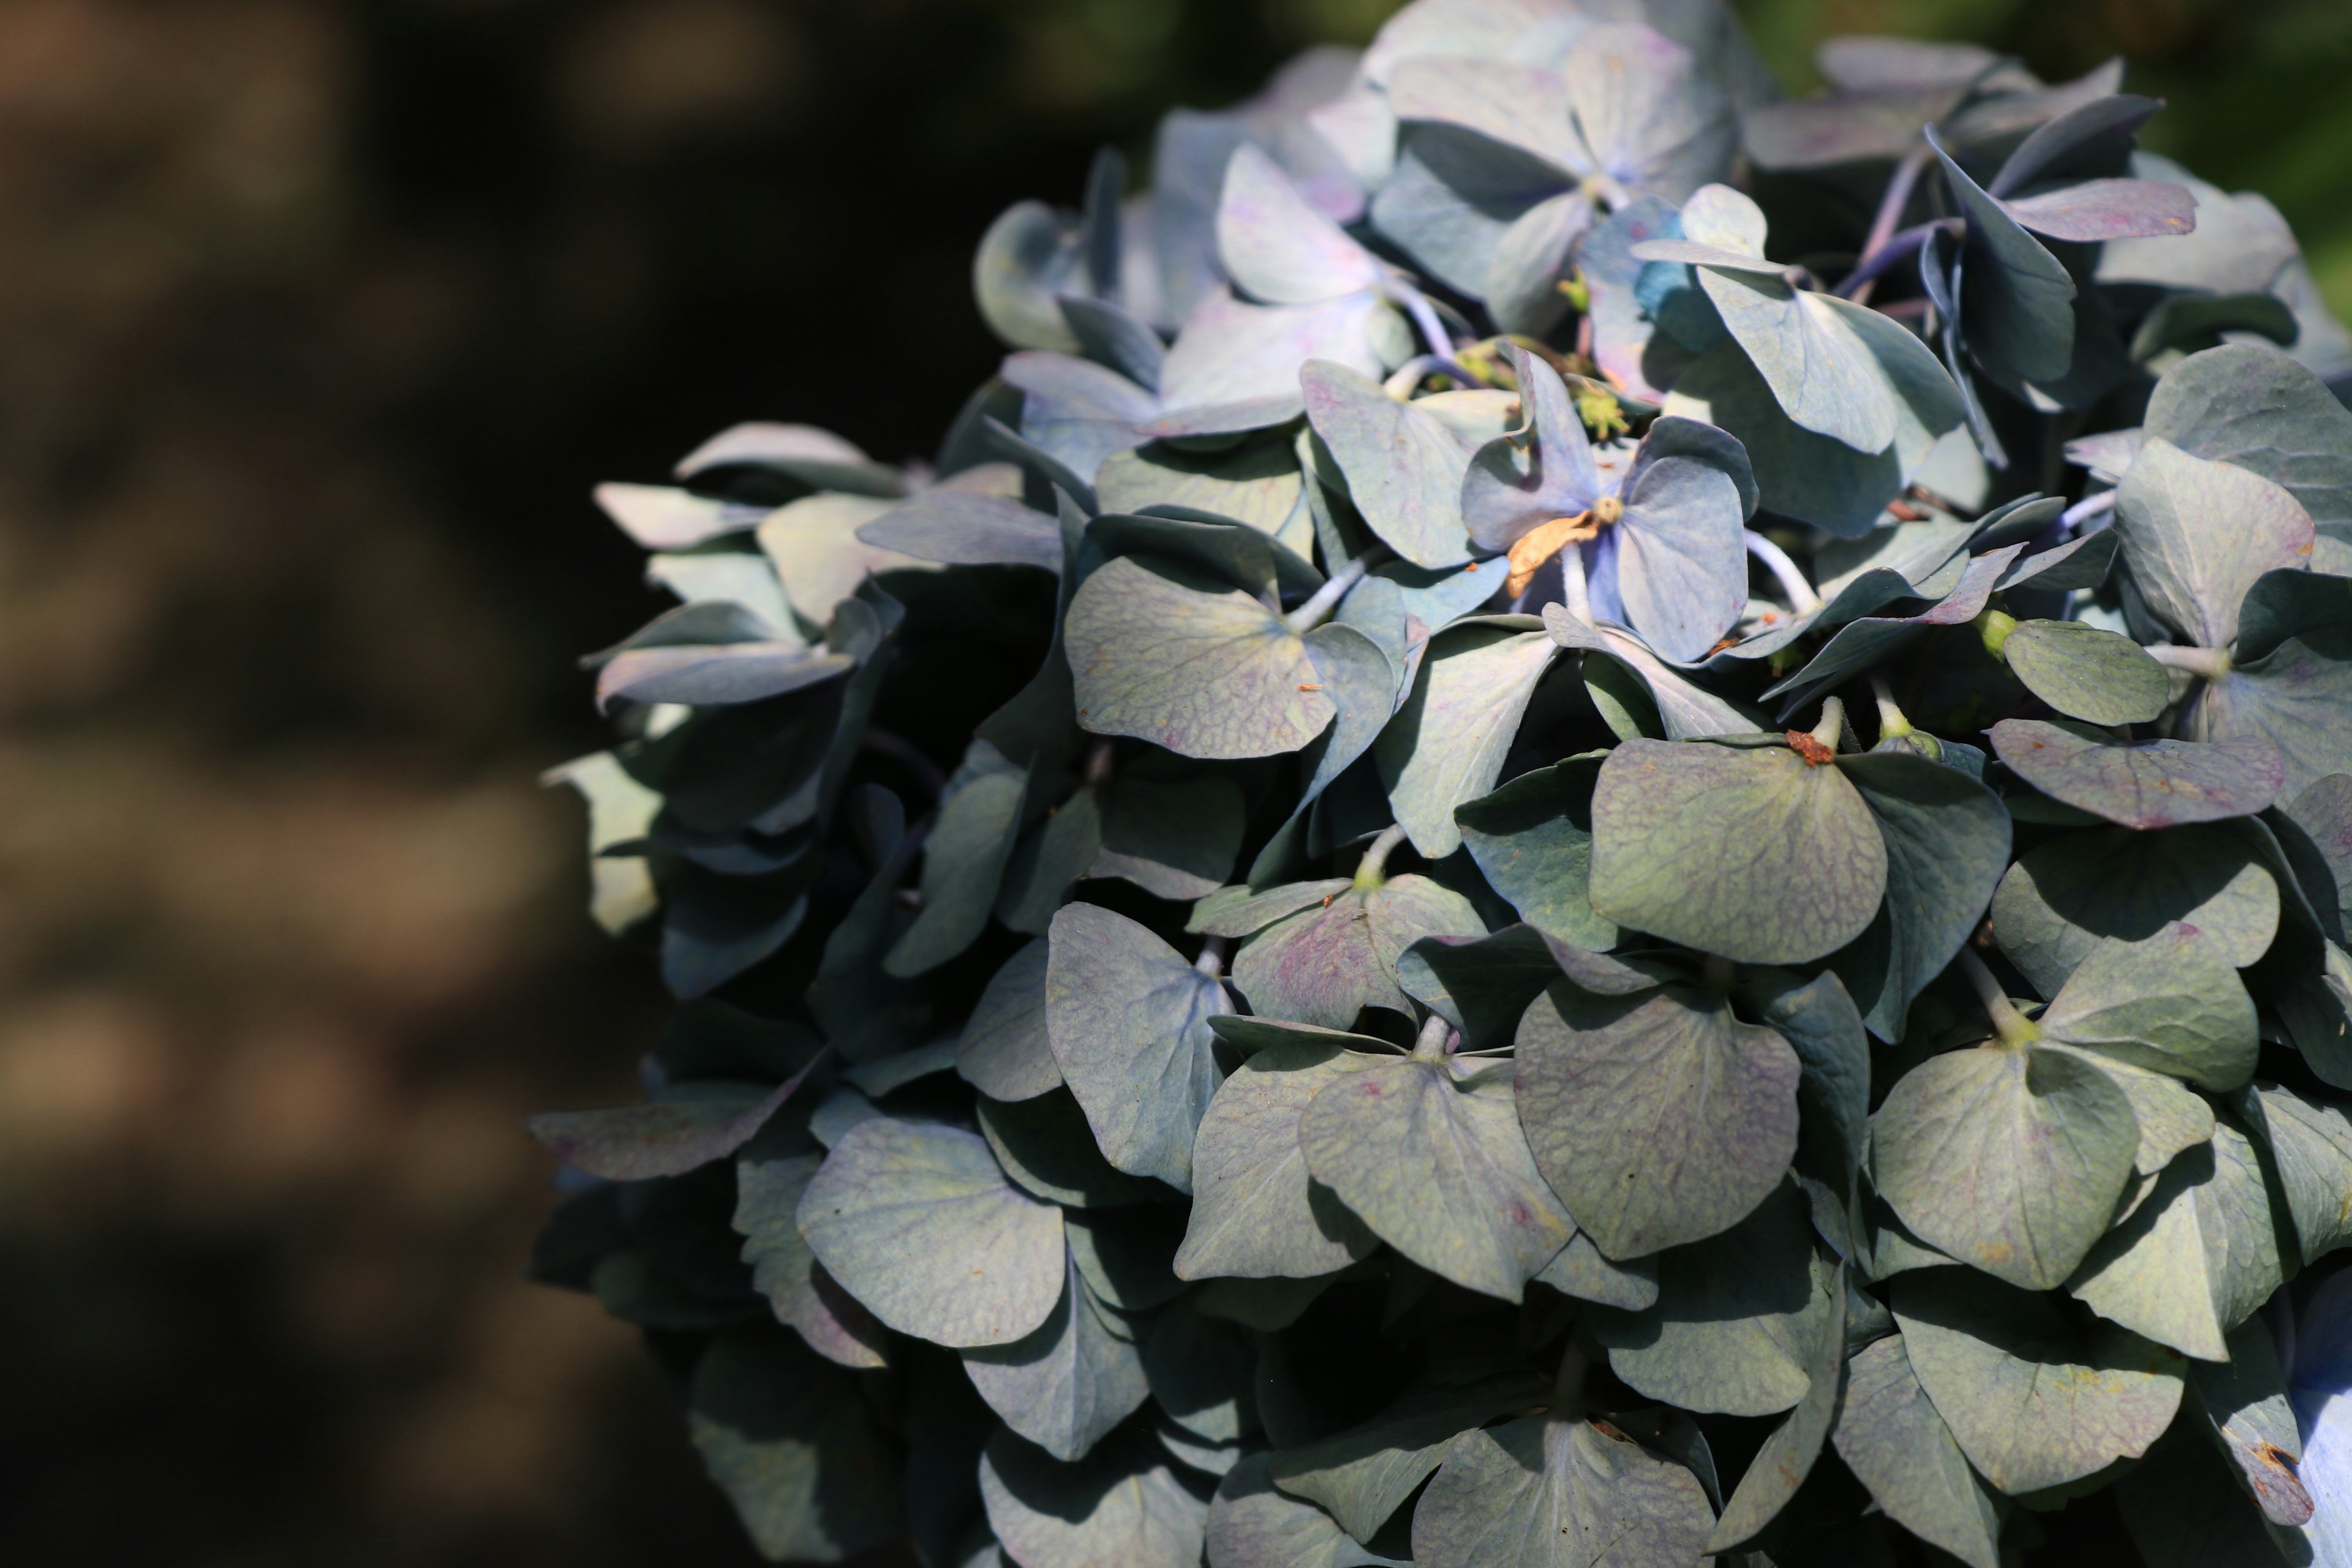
<box><xmin>1727</xmin><ymin>0</ymin><xmax>2352</xmax><ymax>316</ymax></box>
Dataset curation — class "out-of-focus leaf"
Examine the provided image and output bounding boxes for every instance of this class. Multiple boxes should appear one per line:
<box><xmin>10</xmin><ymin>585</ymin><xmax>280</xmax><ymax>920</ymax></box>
<box><xmin>675</xmin><ymin>421</ymin><xmax>905</xmax><ymax>498</ymax></box>
<box><xmin>1045</xmin><ymin>902</ymin><xmax>1229</xmax><ymax>1192</ymax></box>
<box><xmin>1891</xmin><ymin>1268</ymin><xmax>2185</xmax><ymax>1494</ymax></box>
<box><xmin>1219</xmin><ymin>142</ymin><xmax>1382</xmax><ymax>306</ymax></box>
<box><xmin>687</xmin><ymin>1330</ymin><xmax>904</xmax><ymax>1563</ymax></box>
<box><xmin>1003</xmin><ymin>352</ymin><xmax>1160</xmax><ymax>483</ymax></box>
<box><xmin>887</xmin><ymin>740</ymin><xmax>1031</xmax><ymax>978</ymax></box>
<box><xmin>856</xmin><ymin>481</ymin><xmax>1063</xmax><ymax>574</ymax></box>
<box><xmin>797</xmin><ymin>1117</ymin><xmax>1065</xmax><ymax>1348</ymax></box>
<box><xmin>2002</xmin><ymin>178</ymin><xmax>2195</xmax><ymax>243</ymax></box>
<box><xmin>1932</xmin><ymin>134</ymin><xmax>2077</xmax><ymax>386</ymax></box>
<box><xmin>756</xmin><ymin>491</ymin><xmax>943</xmax><ymax>627</ymax></box>
<box><xmin>976</xmin><ymin>199</ymin><xmax>1088</xmax><ymax>353</ymax></box>
<box><xmin>1156</xmin><ymin>288</ymin><xmax>1392</xmax><ymax>424</ymax></box>
<box><xmin>2144</xmin><ymin>342</ymin><xmax>2352</xmax><ymax>532</ymax></box>
<box><xmin>530</xmin><ymin>1074</ymin><xmax>807</xmax><ymax>1182</ymax></box>
<box><xmin>597</xmin><ymin>637</ymin><xmax>853</xmax><ymax>712</ymax></box>
<box><xmin>963</xmin><ymin>1250</ymin><xmax>1150</xmax><ymax>1463</ymax></box>
<box><xmin>596</xmin><ymin>480</ymin><xmax>768</xmax><ymax>550</ymax></box>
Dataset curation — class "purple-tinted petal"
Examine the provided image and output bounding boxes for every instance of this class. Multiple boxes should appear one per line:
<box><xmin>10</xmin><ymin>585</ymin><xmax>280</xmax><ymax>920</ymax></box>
<box><xmin>1574</xmin><ymin>195</ymin><xmax>1681</xmax><ymax>401</ymax></box>
<box><xmin>1567</xmin><ymin>23</ymin><xmax>1733</xmax><ymax>202</ymax></box>
<box><xmin>1460</xmin><ymin>345</ymin><xmax>1600</xmax><ymax>549</ymax></box>
<box><xmin>1989</xmin><ymin>94</ymin><xmax>2164</xmax><ymax>197</ymax></box>
<box><xmin>1001</xmin><ymin>350</ymin><xmax>1160</xmax><ymax>481</ymax></box>
<box><xmin>1485</xmin><ymin>189</ymin><xmax>1593</xmax><ymax>333</ymax></box>
<box><xmin>1217</xmin><ymin>143</ymin><xmax>1384</xmax><ymax>306</ymax></box>
<box><xmin>1158</xmin><ymin>287</ymin><xmax>1387</xmax><ymax>417</ymax></box>
<box><xmin>1387</xmin><ymin>55</ymin><xmax>1583</xmax><ymax>171</ymax></box>
<box><xmin>1743</xmin><ymin>92</ymin><xmax>1939</xmax><ymax>172</ymax></box>
<box><xmin>1615</xmin><ymin>455</ymin><xmax>1749</xmax><ymax>662</ymax></box>
<box><xmin>1302</xmin><ymin>360</ymin><xmax>1477</xmax><ymax>568</ymax></box>
<box><xmin>2003</xmin><ymin>179</ymin><xmax>2196</xmax><ymax>243</ymax></box>
<box><xmin>1815</xmin><ymin>36</ymin><xmax>1999</xmax><ymax>92</ymax></box>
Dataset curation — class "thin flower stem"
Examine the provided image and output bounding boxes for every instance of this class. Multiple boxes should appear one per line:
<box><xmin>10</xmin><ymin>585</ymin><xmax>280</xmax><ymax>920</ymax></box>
<box><xmin>1744</xmin><ymin>531</ymin><xmax>1823</xmax><ymax>615</ymax></box>
<box><xmin>1870</xmin><ymin>673</ymin><xmax>1913</xmax><ymax>739</ymax></box>
<box><xmin>1958</xmin><ymin>946</ymin><xmax>2038</xmax><ymax>1047</ymax></box>
<box><xmin>1381</xmin><ymin>279</ymin><xmax>1477</xmax><ymax>385</ymax></box>
<box><xmin>1837</xmin><ymin>219</ymin><xmax>1961</xmax><ymax>299</ymax></box>
<box><xmin>1285</xmin><ymin>548</ymin><xmax>1389</xmax><ymax>633</ymax></box>
<box><xmin>1384</xmin><ymin>355</ymin><xmax>1475</xmax><ymax>398</ymax></box>
<box><xmin>1355</xmin><ymin>823</ymin><xmax>1411</xmax><ymax>890</ymax></box>
<box><xmin>1412</xmin><ymin>1012</ymin><xmax>1453</xmax><ymax>1061</ymax></box>
<box><xmin>1558</xmin><ymin>545</ymin><xmax>1591</xmax><ymax>621</ymax></box>
<box><xmin>1552</xmin><ymin>1334</ymin><xmax>1590</xmax><ymax>1415</ymax></box>
<box><xmin>1811</xmin><ymin>695</ymin><xmax>1851</xmax><ymax>753</ymax></box>
<box><xmin>1194</xmin><ymin>935</ymin><xmax>1227</xmax><ymax>979</ymax></box>
<box><xmin>1846</xmin><ymin>142</ymin><xmax>1937</xmax><ymax>302</ymax></box>
<box><xmin>2146</xmin><ymin>643</ymin><xmax>2233</xmax><ymax>680</ymax></box>
<box><xmin>2061</xmin><ymin>490</ymin><xmax>2117</xmax><ymax>533</ymax></box>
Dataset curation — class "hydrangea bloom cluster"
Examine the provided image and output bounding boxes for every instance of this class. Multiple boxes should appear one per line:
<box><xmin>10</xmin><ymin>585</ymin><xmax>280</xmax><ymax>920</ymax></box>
<box><xmin>529</xmin><ymin>3</ymin><xmax>2352</xmax><ymax>1563</ymax></box>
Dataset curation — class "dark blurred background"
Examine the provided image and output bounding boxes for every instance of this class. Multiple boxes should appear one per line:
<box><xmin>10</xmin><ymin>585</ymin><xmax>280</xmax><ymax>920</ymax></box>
<box><xmin>0</xmin><ymin>1</ymin><xmax>2340</xmax><ymax>1563</ymax></box>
